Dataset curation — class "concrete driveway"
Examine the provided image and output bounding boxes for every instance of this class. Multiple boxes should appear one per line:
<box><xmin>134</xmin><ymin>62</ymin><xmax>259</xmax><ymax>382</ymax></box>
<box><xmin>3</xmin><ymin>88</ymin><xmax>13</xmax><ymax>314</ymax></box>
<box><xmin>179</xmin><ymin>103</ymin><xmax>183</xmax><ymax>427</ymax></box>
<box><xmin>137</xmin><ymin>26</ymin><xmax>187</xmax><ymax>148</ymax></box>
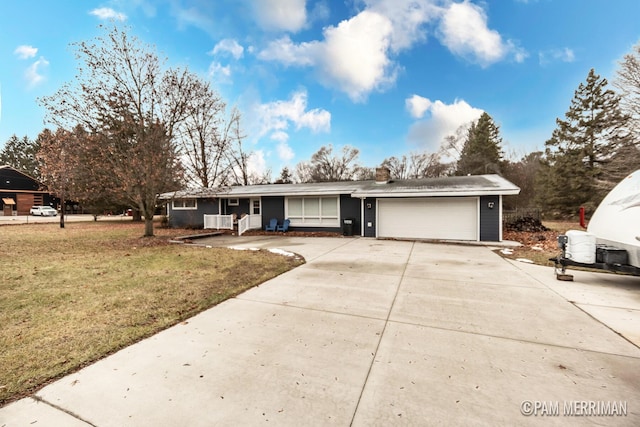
<box><xmin>1</xmin><ymin>237</ymin><xmax>639</xmax><ymax>426</ymax></box>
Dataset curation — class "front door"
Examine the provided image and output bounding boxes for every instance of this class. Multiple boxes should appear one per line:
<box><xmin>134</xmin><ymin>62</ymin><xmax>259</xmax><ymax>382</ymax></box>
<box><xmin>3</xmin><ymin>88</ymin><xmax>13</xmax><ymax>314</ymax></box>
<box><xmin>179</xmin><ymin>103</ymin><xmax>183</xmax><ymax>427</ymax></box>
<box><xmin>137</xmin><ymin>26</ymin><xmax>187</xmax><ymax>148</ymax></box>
<box><xmin>250</xmin><ymin>198</ymin><xmax>261</xmax><ymax>215</ymax></box>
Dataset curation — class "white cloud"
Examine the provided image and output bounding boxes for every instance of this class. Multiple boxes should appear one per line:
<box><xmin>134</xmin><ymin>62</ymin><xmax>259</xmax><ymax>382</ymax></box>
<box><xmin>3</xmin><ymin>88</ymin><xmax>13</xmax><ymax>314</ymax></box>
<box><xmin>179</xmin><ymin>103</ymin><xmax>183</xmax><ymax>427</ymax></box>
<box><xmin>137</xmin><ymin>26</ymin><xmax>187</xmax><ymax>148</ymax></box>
<box><xmin>208</xmin><ymin>62</ymin><xmax>232</xmax><ymax>83</ymax></box>
<box><xmin>309</xmin><ymin>1</ymin><xmax>330</xmax><ymax>23</ymax></box>
<box><xmin>437</xmin><ymin>0</ymin><xmax>525</xmax><ymax>67</ymax></box>
<box><xmin>406</xmin><ymin>94</ymin><xmax>432</xmax><ymax>119</ymax></box>
<box><xmin>258</xmin><ymin>0</ymin><xmax>522</xmax><ymax>101</ymax></box>
<box><xmin>174</xmin><ymin>6</ymin><xmax>214</xmax><ymax>33</ymax></box>
<box><xmin>14</xmin><ymin>45</ymin><xmax>37</xmax><ymax>59</ymax></box>
<box><xmin>318</xmin><ymin>11</ymin><xmax>397</xmax><ymax>102</ymax></box>
<box><xmin>256</xmin><ymin>90</ymin><xmax>331</xmax><ymax>139</ymax></box>
<box><xmin>89</xmin><ymin>7</ymin><xmax>127</xmax><ymax>21</ymax></box>
<box><xmin>25</xmin><ymin>57</ymin><xmax>49</xmax><ymax>88</ymax></box>
<box><xmin>406</xmin><ymin>97</ymin><xmax>483</xmax><ymax>152</ymax></box>
<box><xmin>270</xmin><ymin>130</ymin><xmax>289</xmax><ymax>142</ymax></box>
<box><xmin>276</xmin><ymin>140</ymin><xmax>295</xmax><ymax>162</ymax></box>
<box><xmin>211</xmin><ymin>39</ymin><xmax>244</xmax><ymax>59</ymax></box>
<box><xmin>539</xmin><ymin>47</ymin><xmax>575</xmax><ymax>65</ymax></box>
<box><xmin>248</xmin><ymin>150</ymin><xmax>267</xmax><ymax>176</ymax></box>
<box><xmin>130</xmin><ymin>0</ymin><xmax>156</xmax><ymax>17</ymax></box>
<box><xmin>252</xmin><ymin>0</ymin><xmax>307</xmax><ymax>32</ymax></box>
<box><xmin>258</xmin><ymin>36</ymin><xmax>317</xmax><ymax>66</ymax></box>
<box><xmin>259</xmin><ymin>11</ymin><xmax>397</xmax><ymax>102</ymax></box>
<box><xmin>362</xmin><ymin>0</ymin><xmax>440</xmax><ymax>52</ymax></box>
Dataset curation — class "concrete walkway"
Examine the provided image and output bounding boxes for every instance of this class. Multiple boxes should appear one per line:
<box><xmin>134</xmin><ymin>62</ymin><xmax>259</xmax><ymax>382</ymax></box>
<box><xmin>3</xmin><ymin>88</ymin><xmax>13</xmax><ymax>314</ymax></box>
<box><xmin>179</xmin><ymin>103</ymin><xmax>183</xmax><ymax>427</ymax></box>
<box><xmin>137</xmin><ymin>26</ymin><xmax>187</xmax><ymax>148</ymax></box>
<box><xmin>1</xmin><ymin>237</ymin><xmax>639</xmax><ymax>426</ymax></box>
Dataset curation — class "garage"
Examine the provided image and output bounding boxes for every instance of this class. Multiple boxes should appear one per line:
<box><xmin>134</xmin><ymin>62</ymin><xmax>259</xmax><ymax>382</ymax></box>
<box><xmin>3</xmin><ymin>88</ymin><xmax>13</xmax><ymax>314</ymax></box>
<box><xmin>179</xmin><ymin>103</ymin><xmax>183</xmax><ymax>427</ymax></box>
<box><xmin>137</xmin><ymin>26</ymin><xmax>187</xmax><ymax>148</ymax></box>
<box><xmin>377</xmin><ymin>197</ymin><xmax>478</xmax><ymax>241</ymax></box>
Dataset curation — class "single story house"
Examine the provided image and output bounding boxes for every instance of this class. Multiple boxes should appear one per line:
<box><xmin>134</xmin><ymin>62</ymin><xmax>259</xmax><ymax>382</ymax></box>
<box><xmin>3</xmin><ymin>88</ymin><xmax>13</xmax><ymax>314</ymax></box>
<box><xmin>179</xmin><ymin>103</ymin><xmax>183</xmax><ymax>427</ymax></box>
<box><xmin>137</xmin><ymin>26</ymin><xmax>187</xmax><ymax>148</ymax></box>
<box><xmin>158</xmin><ymin>168</ymin><xmax>520</xmax><ymax>242</ymax></box>
<box><xmin>0</xmin><ymin>165</ymin><xmax>55</xmax><ymax>216</ymax></box>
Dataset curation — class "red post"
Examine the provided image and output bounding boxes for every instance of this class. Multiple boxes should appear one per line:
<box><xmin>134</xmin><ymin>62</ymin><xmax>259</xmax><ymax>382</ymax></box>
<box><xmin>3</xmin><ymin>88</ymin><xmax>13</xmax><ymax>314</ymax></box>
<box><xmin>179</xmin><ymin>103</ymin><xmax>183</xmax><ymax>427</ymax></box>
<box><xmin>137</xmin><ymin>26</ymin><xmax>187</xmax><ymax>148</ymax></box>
<box><xmin>579</xmin><ymin>206</ymin><xmax>586</xmax><ymax>229</ymax></box>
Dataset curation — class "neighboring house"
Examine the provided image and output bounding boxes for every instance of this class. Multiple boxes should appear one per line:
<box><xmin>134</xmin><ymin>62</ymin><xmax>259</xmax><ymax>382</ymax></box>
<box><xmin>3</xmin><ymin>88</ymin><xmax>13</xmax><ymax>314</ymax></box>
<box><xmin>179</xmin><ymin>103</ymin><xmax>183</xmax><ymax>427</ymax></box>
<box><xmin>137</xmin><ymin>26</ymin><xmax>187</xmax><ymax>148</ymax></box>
<box><xmin>158</xmin><ymin>168</ymin><xmax>520</xmax><ymax>242</ymax></box>
<box><xmin>0</xmin><ymin>165</ymin><xmax>55</xmax><ymax>216</ymax></box>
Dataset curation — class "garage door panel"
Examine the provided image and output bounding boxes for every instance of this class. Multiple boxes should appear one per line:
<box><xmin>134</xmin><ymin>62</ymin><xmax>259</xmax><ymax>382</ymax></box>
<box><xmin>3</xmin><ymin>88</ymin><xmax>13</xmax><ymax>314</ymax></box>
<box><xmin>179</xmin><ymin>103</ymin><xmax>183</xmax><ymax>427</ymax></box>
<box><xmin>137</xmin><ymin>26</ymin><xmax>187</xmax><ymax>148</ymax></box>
<box><xmin>378</xmin><ymin>198</ymin><xmax>477</xmax><ymax>241</ymax></box>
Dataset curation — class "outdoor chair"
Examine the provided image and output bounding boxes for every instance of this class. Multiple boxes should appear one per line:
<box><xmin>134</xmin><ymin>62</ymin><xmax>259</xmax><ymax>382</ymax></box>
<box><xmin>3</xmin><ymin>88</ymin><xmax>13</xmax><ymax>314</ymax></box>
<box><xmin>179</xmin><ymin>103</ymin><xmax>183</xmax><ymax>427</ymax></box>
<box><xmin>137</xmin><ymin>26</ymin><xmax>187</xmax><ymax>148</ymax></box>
<box><xmin>265</xmin><ymin>218</ymin><xmax>278</xmax><ymax>231</ymax></box>
<box><xmin>276</xmin><ymin>218</ymin><xmax>290</xmax><ymax>232</ymax></box>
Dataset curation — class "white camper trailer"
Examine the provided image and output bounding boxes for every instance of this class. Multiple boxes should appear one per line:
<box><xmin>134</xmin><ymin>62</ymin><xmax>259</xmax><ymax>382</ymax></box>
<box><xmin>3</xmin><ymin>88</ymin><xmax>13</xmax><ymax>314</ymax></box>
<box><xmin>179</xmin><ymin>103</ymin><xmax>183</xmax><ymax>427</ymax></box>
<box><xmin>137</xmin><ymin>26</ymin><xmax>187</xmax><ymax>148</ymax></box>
<box><xmin>554</xmin><ymin>170</ymin><xmax>640</xmax><ymax>280</ymax></box>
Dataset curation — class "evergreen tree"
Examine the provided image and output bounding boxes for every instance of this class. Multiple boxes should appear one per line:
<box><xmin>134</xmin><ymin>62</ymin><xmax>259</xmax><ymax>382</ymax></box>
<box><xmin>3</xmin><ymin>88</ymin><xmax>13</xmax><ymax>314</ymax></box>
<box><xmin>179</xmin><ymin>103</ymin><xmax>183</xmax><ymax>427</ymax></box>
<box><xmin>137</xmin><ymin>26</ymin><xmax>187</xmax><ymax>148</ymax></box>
<box><xmin>275</xmin><ymin>166</ymin><xmax>293</xmax><ymax>184</ymax></box>
<box><xmin>538</xmin><ymin>68</ymin><xmax>632</xmax><ymax>215</ymax></box>
<box><xmin>0</xmin><ymin>135</ymin><xmax>41</xmax><ymax>179</ymax></box>
<box><xmin>502</xmin><ymin>151</ymin><xmax>543</xmax><ymax>209</ymax></box>
<box><xmin>456</xmin><ymin>112</ymin><xmax>504</xmax><ymax>175</ymax></box>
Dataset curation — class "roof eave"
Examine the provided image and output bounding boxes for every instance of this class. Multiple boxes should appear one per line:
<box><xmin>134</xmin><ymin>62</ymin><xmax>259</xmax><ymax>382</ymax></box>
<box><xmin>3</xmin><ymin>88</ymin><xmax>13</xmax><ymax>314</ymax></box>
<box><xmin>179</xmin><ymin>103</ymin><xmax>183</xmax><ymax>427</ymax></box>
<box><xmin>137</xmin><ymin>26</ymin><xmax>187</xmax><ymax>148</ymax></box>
<box><xmin>351</xmin><ymin>189</ymin><xmax>521</xmax><ymax>198</ymax></box>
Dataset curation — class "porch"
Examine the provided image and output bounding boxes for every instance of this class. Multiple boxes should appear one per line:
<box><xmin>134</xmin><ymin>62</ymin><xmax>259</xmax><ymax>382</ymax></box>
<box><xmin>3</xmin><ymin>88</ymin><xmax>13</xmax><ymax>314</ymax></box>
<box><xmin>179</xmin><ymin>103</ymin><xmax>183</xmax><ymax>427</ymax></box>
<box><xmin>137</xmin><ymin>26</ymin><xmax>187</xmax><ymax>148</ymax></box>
<box><xmin>204</xmin><ymin>214</ymin><xmax>262</xmax><ymax>236</ymax></box>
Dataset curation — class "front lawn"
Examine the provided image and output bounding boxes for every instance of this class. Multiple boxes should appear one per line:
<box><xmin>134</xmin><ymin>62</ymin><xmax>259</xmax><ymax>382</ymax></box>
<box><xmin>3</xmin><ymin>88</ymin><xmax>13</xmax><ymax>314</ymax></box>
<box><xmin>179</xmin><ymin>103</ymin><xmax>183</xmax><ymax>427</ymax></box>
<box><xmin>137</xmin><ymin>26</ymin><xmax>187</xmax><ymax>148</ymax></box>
<box><xmin>0</xmin><ymin>221</ymin><xmax>303</xmax><ymax>406</ymax></box>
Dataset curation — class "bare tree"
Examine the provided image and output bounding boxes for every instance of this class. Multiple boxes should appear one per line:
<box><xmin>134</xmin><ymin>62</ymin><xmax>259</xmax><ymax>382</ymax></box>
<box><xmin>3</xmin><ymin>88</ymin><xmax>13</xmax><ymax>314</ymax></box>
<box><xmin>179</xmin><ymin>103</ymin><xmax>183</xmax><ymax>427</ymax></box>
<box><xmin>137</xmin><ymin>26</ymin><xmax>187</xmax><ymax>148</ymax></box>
<box><xmin>224</xmin><ymin>109</ymin><xmax>252</xmax><ymax>185</ymax></box>
<box><xmin>381</xmin><ymin>152</ymin><xmax>448</xmax><ymax>179</ymax></box>
<box><xmin>354</xmin><ymin>166</ymin><xmax>375</xmax><ymax>180</ymax></box>
<box><xmin>175</xmin><ymin>77</ymin><xmax>236</xmax><ymax>188</ymax></box>
<box><xmin>612</xmin><ymin>41</ymin><xmax>640</xmax><ymax>177</ymax></box>
<box><xmin>37</xmin><ymin>128</ymin><xmax>72</xmax><ymax>228</ymax></box>
<box><xmin>39</xmin><ymin>25</ymin><xmax>196</xmax><ymax>236</ymax></box>
<box><xmin>295</xmin><ymin>145</ymin><xmax>360</xmax><ymax>183</ymax></box>
<box><xmin>441</xmin><ymin>122</ymin><xmax>470</xmax><ymax>162</ymax></box>
<box><xmin>38</xmin><ymin>125</ymin><xmax>133</xmax><ymax>224</ymax></box>
<box><xmin>615</xmin><ymin>41</ymin><xmax>640</xmax><ymax>132</ymax></box>
<box><xmin>294</xmin><ymin>161</ymin><xmax>313</xmax><ymax>184</ymax></box>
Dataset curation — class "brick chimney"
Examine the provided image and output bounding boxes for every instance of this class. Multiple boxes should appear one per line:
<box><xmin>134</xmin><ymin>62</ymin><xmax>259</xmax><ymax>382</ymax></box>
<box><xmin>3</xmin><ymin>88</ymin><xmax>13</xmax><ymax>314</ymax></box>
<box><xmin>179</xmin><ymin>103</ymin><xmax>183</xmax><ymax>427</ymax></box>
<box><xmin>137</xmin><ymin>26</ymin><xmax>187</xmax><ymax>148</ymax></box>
<box><xmin>375</xmin><ymin>166</ymin><xmax>391</xmax><ymax>184</ymax></box>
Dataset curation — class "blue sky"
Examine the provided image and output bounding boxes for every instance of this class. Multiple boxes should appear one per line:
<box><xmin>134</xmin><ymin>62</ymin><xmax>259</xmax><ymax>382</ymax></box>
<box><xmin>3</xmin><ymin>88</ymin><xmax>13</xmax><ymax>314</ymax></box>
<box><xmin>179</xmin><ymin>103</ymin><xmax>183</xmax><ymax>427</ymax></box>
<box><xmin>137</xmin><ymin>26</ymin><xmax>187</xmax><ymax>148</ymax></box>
<box><xmin>1</xmin><ymin>0</ymin><xmax>639</xmax><ymax>178</ymax></box>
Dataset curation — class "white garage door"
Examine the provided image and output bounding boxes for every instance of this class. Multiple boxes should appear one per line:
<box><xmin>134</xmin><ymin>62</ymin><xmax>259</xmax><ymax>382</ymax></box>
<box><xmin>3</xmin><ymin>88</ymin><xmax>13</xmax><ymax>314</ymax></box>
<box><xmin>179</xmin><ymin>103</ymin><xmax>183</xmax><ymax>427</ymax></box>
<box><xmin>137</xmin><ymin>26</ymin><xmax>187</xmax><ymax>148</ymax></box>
<box><xmin>378</xmin><ymin>197</ymin><xmax>478</xmax><ymax>241</ymax></box>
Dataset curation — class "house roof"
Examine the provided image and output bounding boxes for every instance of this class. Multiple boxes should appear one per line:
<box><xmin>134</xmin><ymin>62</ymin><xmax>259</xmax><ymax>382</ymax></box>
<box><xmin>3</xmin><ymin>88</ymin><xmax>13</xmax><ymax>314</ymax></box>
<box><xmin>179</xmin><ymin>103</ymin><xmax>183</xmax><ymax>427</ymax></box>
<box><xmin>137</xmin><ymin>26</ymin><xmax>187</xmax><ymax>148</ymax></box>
<box><xmin>159</xmin><ymin>174</ymin><xmax>520</xmax><ymax>200</ymax></box>
<box><xmin>0</xmin><ymin>165</ymin><xmax>46</xmax><ymax>192</ymax></box>
<box><xmin>351</xmin><ymin>174</ymin><xmax>521</xmax><ymax>198</ymax></box>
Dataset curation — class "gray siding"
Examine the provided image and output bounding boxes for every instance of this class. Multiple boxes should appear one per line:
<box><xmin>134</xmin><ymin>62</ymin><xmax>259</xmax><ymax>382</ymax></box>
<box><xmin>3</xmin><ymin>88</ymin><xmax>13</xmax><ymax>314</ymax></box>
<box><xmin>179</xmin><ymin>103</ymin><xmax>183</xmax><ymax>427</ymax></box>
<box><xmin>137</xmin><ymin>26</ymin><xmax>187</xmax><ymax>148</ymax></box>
<box><xmin>262</xmin><ymin>194</ymin><xmax>361</xmax><ymax>234</ymax></box>
<box><xmin>340</xmin><ymin>194</ymin><xmax>361</xmax><ymax>236</ymax></box>
<box><xmin>168</xmin><ymin>198</ymin><xmax>218</xmax><ymax>228</ymax></box>
<box><xmin>480</xmin><ymin>195</ymin><xmax>500</xmax><ymax>241</ymax></box>
<box><xmin>222</xmin><ymin>198</ymin><xmax>251</xmax><ymax>217</ymax></box>
<box><xmin>363</xmin><ymin>197</ymin><xmax>376</xmax><ymax>237</ymax></box>
<box><xmin>262</xmin><ymin>196</ymin><xmax>285</xmax><ymax>230</ymax></box>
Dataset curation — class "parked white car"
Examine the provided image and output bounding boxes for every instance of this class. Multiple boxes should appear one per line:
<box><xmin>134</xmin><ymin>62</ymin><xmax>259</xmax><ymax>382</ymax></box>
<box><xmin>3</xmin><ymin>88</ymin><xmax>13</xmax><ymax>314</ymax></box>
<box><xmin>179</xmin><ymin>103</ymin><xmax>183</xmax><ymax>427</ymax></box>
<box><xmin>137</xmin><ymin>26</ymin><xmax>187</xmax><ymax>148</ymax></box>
<box><xmin>30</xmin><ymin>206</ymin><xmax>58</xmax><ymax>216</ymax></box>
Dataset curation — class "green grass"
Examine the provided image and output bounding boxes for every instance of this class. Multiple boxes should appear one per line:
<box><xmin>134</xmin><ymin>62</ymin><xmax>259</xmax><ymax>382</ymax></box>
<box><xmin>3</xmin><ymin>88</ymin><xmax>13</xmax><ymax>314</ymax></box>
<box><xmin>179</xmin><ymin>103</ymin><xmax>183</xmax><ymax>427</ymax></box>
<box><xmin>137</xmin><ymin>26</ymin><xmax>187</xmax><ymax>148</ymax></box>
<box><xmin>0</xmin><ymin>221</ymin><xmax>303</xmax><ymax>405</ymax></box>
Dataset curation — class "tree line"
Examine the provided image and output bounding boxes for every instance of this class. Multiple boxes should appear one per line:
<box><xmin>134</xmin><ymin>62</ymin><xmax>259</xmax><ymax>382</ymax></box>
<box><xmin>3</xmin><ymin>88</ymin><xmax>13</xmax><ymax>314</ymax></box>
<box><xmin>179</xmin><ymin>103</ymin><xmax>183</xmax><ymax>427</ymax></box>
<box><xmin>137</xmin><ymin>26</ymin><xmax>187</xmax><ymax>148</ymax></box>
<box><xmin>2</xmin><ymin>25</ymin><xmax>639</xmax><ymax>235</ymax></box>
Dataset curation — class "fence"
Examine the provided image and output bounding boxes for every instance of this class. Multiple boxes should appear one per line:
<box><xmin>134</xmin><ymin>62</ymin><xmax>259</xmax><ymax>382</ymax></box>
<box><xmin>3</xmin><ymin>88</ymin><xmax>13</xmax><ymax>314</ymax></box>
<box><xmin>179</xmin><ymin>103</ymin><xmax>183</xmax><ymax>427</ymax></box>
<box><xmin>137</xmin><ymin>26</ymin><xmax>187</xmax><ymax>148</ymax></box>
<box><xmin>503</xmin><ymin>208</ymin><xmax>541</xmax><ymax>224</ymax></box>
<box><xmin>203</xmin><ymin>214</ymin><xmax>234</xmax><ymax>230</ymax></box>
<box><xmin>238</xmin><ymin>214</ymin><xmax>262</xmax><ymax>236</ymax></box>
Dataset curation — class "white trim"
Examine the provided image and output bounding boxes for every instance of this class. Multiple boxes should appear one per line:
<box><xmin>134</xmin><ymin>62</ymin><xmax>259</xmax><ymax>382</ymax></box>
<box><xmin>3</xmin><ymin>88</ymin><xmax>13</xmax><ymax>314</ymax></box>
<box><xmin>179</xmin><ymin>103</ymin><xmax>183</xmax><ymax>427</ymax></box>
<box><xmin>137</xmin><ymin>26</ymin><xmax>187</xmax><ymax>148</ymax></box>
<box><xmin>377</xmin><ymin>197</ymin><xmax>479</xmax><ymax>241</ymax></box>
<box><xmin>250</xmin><ymin>198</ymin><xmax>261</xmax><ymax>215</ymax></box>
<box><xmin>360</xmin><ymin>198</ymin><xmax>365</xmax><ymax>237</ymax></box>
<box><xmin>228</xmin><ymin>198</ymin><xmax>239</xmax><ymax>206</ymax></box>
<box><xmin>499</xmin><ymin>195</ymin><xmax>503</xmax><ymax>241</ymax></box>
<box><xmin>352</xmin><ymin>189</ymin><xmax>519</xmax><ymax>198</ymax></box>
<box><xmin>172</xmin><ymin>198</ymin><xmax>197</xmax><ymax>210</ymax></box>
<box><xmin>285</xmin><ymin>196</ymin><xmax>340</xmax><ymax>228</ymax></box>
<box><xmin>476</xmin><ymin>198</ymin><xmax>480</xmax><ymax>242</ymax></box>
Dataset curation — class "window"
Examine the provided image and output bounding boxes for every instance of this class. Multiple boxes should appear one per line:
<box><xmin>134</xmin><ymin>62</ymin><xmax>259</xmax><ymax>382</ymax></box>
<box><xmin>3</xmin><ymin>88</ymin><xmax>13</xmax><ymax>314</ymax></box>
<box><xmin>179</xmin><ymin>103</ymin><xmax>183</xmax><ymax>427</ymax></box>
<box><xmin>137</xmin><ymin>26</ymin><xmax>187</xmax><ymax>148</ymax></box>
<box><xmin>286</xmin><ymin>197</ymin><xmax>339</xmax><ymax>227</ymax></box>
<box><xmin>251</xmin><ymin>199</ymin><xmax>261</xmax><ymax>215</ymax></box>
<box><xmin>228</xmin><ymin>198</ymin><xmax>239</xmax><ymax>206</ymax></box>
<box><xmin>172</xmin><ymin>199</ymin><xmax>197</xmax><ymax>210</ymax></box>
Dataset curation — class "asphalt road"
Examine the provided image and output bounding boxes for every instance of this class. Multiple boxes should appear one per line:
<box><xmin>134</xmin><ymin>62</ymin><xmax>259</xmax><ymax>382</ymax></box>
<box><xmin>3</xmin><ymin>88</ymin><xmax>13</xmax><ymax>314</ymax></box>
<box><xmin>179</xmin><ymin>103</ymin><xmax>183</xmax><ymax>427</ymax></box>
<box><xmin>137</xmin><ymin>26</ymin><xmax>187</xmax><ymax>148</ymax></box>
<box><xmin>0</xmin><ymin>214</ymin><xmax>132</xmax><ymax>225</ymax></box>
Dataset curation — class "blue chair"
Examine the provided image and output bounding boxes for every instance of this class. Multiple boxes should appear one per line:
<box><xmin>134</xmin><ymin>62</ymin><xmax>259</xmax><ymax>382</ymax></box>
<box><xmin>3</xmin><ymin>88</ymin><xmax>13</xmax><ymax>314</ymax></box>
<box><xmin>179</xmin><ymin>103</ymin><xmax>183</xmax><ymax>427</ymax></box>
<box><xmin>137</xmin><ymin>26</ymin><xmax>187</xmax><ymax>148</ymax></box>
<box><xmin>276</xmin><ymin>218</ymin><xmax>290</xmax><ymax>232</ymax></box>
<box><xmin>265</xmin><ymin>218</ymin><xmax>278</xmax><ymax>231</ymax></box>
